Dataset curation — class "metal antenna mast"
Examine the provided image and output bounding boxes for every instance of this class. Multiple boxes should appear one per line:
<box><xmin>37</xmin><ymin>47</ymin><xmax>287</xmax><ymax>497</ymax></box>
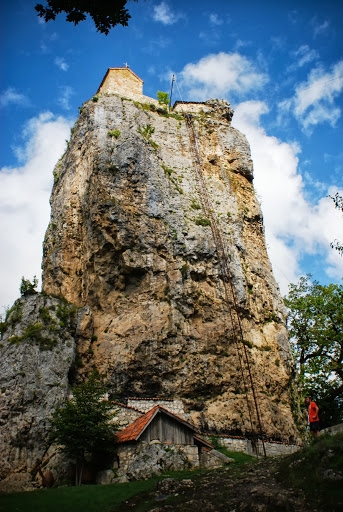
<box><xmin>169</xmin><ymin>74</ymin><xmax>175</xmax><ymax>110</ymax></box>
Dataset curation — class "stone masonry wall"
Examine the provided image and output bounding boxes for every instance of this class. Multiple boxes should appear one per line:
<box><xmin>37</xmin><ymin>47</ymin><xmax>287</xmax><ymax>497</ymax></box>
<box><xmin>98</xmin><ymin>68</ymin><xmax>143</xmax><ymax>97</ymax></box>
<box><xmin>115</xmin><ymin>441</ymin><xmax>199</xmax><ymax>482</ymax></box>
<box><xmin>218</xmin><ymin>436</ymin><xmax>300</xmax><ymax>457</ymax></box>
<box><xmin>127</xmin><ymin>398</ymin><xmax>186</xmax><ymax>416</ymax></box>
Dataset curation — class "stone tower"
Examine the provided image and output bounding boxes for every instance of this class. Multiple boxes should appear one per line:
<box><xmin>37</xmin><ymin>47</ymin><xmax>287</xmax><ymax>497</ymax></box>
<box><xmin>0</xmin><ymin>69</ymin><xmax>300</xmax><ymax>485</ymax></box>
<box><xmin>42</xmin><ymin>68</ymin><xmax>298</xmax><ymax>441</ymax></box>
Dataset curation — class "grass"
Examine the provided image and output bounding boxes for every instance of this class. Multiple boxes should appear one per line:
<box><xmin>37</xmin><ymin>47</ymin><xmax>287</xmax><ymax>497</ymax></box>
<box><xmin>277</xmin><ymin>432</ymin><xmax>343</xmax><ymax>510</ymax></box>
<box><xmin>2</xmin><ymin>438</ymin><xmax>342</xmax><ymax>512</ymax></box>
<box><xmin>217</xmin><ymin>448</ymin><xmax>255</xmax><ymax>464</ymax></box>
<box><xmin>207</xmin><ymin>436</ymin><xmax>255</xmax><ymax>464</ymax></box>
<box><xmin>0</xmin><ymin>478</ymin><xmax>160</xmax><ymax>512</ymax></box>
<box><xmin>0</xmin><ymin>468</ymin><xmax>209</xmax><ymax>512</ymax></box>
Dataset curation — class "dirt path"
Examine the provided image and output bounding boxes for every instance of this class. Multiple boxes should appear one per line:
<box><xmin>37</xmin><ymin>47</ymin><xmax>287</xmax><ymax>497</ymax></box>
<box><xmin>119</xmin><ymin>459</ymin><xmax>313</xmax><ymax>512</ymax></box>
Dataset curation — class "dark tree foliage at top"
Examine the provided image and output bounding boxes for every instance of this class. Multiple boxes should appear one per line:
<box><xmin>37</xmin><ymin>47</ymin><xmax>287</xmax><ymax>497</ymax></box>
<box><xmin>35</xmin><ymin>0</ymin><xmax>138</xmax><ymax>35</ymax></box>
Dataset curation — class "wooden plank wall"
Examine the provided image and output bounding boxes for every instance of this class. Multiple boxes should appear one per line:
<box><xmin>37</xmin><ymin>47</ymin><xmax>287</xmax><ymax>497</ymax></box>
<box><xmin>140</xmin><ymin>414</ymin><xmax>194</xmax><ymax>445</ymax></box>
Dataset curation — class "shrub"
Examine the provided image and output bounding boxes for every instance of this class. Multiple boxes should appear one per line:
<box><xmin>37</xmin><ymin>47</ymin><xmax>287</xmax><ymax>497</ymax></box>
<box><xmin>162</xmin><ymin>164</ymin><xmax>183</xmax><ymax>194</ymax></box>
<box><xmin>194</xmin><ymin>215</ymin><xmax>211</xmax><ymax>227</ymax></box>
<box><xmin>108</xmin><ymin>129</ymin><xmax>121</xmax><ymax>138</ymax></box>
<box><xmin>190</xmin><ymin>199</ymin><xmax>201</xmax><ymax>210</ymax></box>
<box><xmin>137</xmin><ymin>124</ymin><xmax>158</xmax><ymax>150</ymax></box>
<box><xmin>157</xmin><ymin>91</ymin><xmax>170</xmax><ymax>108</ymax></box>
<box><xmin>137</xmin><ymin>124</ymin><xmax>155</xmax><ymax>139</ymax></box>
<box><xmin>20</xmin><ymin>276</ymin><xmax>38</xmax><ymax>296</ymax></box>
<box><xmin>49</xmin><ymin>372</ymin><xmax>119</xmax><ymax>486</ymax></box>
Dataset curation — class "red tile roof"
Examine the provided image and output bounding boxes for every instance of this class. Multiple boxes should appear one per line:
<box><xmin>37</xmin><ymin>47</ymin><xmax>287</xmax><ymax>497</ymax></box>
<box><xmin>116</xmin><ymin>405</ymin><xmax>198</xmax><ymax>444</ymax></box>
<box><xmin>116</xmin><ymin>405</ymin><xmax>160</xmax><ymax>443</ymax></box>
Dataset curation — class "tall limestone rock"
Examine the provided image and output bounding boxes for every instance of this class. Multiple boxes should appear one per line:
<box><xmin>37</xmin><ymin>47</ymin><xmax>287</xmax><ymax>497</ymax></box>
<box><xmin>0</xmin><ymin>68</ymin><xmax>300</xmax><ymax>485</ymax></box>
<box><xmin>42</xmin><ymin>68</ymin><xmax>298</xmax><ymax>441</ymax></box>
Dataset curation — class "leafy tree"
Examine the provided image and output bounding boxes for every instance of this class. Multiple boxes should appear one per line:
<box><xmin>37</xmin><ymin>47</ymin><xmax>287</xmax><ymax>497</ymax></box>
<box><xmin>20</xmin><ymin>276</ymin><xmax>38</xmax><ymax>296</ymax></box>
<box><xmin>35</xmin><ymin>0</ymin><xmax>138</xmax><ymax>35</ymax></box>
<box><xmin>284</xmin><ymin>275</ymin><xmax>343</xmax><ymax>428</ymax></box>
<box><xmin>157</xmin><ymin>91</ymin><xmax>170</xmax><ymax>109</ymax></box>
<box><xmin>49</xmin><ymin>373</ymin><xmax>118</xmax><ymax>485</ymax></box>
<box><xmin>329</xmin><ymin>192</ymin><xmax>343</xmax><ymax>255</ymax></box>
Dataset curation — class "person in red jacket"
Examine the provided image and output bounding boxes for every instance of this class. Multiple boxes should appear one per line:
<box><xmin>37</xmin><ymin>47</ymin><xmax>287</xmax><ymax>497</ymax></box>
<box><xmin>305</xmin><ymin>396</ymin><xmax>320</xmax><ymax>437</ymax></box>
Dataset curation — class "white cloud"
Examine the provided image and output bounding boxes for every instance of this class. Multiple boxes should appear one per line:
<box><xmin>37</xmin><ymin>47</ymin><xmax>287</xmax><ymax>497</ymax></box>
<box><xmin>152</xmin><ymin>2</ymin><xmax>182</xmax><ymax>25</ymax></box>
<box><xmin>209</xmin><ymin>13</ymin><xmax>223</xmax><ymax>26</ymax></box>
<box><xmin>288</xmin><ymin>10</ymin><xmax>298</xmax><ymax>24</ymax></box>
<box><xmin>0</xmin><ymin>112</ymin><xmax>73</xmax><ymax>310</ymax></box>
<box><xmin>40</xmin><ymin>32</ymin><xmax>57</xmax><ymax>53</ymax></box>
<box><xmin>312</xmin><ymin>19</ymin><xmax>330</xmax><ymax>38</ymax></box>
<box><xmin>179</xmin><ymin>52</ymin><xmax>268</xmax><ymax>100</ymax></box>
<box><xmin>0</xmin><ymin>88</ymin><xmax>29</xmax><ymax>108</ymax></box>
<box><xmin>58</xmin><ymin>86</ymin><xmax>74</xmax><ymax>110</ymax></box>
<box><xmin>289</xmin><ymin>44</ymin><xmax>319</xmax><ymax>70</ymax></box>
<box><xmin>142</xmin><ymin>36</ymin><xmax>171</xmax><ymax>55</ymax></box>
<box><xmin>54</xmin><ymin>56</ymin><xmax>69</xmax><ymax>71</ymax></box>
<box><xmin>280</xmin><ymin>60</ymin><xmax>343</xmax><ymax>132</ymax></box>
<box><xmin>232</xmin><ymin>100</ymin><xmax>343</xmax><ymax>294</ymax></box>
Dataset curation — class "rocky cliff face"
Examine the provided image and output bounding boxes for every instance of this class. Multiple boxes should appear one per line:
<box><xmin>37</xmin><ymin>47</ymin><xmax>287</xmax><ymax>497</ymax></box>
<box><xmin>41</xmin><ymin>94</ymin><xmax>298</xmax><ymax>440</ymax></box>
<box><xmin>0</xmin><ymin>89</ymin><xmax>300</xmax><ymax>484</ymax></box>
<box><xmin>0</xmin><ymin>294</ymin><xmax>76</xmax><ymax>481</ymax></box>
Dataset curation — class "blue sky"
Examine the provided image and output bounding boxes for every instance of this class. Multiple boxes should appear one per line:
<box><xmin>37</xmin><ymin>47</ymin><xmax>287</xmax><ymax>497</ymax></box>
<box><xmin>1</xmin><ymin>0</ymin><xmax>343</xmax><ymax>310</ymax></box>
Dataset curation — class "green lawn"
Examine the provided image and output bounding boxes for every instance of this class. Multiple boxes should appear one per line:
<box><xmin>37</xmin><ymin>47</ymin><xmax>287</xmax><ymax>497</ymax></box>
<box><xmin>0</xmin><ymin>468</ymin><xmax>208</xmax><ymax>512</ymax></box>
<box><xmin>0</xmin><ymin>478</ymin><xmax>160</xmax><ymax>512</ymax></box>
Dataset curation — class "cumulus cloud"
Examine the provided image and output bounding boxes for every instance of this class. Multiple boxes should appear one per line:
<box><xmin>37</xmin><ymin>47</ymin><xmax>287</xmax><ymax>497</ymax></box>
<box><xmin>0</xmin><ymin>88</ymin><xmax>29</xmax><ymax>108</ymax></box>
<box><xmin>179</xmin><ymin>52</ymin><xmax>268</xmax><ymax>100</ymax></box>
<box><xmin>54</xmin><ymin>56</ymin><xmax>69</xmax><ymax>71</ymax></box>
<box><xmin>280</xmin><ymin>60</ymin><xmax>343</xmax><ymax>132</ymax></box>
<box><xmin>0</xmin><ymin>112</ymin><xmax>72</xmax><ymax>310</ymax></box>
<box><xmin>232</xmin><ymin>100</ymin><xmax>343</xmax><ymax>294</ymax></box>
<box><xmin>152</xmin><ymin>2</ymin><xmax>182</xmax><ymax>25</ymax></box>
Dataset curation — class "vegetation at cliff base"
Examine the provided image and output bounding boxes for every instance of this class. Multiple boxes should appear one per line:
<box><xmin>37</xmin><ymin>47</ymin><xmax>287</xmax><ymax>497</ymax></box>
<box><xmin>284</xmin><ymin>275</ymin><xmax>343</xmax><ymax>427</ymax></box>
<box><xmin>277</xmin><ymin>432</ymin><xmax>343</xmax><ymax>510</ymax></box>
<box><xmin>1</xmin><ymin>434</ymin><xmax>342</xmax><ymax>512</ymax></box>
<box><xmin>49</xmin><ymin>372</ymin><xmax>118</xmax><ymax>486</ymax></box>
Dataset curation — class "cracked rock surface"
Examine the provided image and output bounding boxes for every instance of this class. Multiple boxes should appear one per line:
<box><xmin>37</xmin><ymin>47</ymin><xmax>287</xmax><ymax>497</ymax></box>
<box><xmin>41</xmin><ymin>95</ymin><xmax>299</xmax><ymax>440</ymax></box>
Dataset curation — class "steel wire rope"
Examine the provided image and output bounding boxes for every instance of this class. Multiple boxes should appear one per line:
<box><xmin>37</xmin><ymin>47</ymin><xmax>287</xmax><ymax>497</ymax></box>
<box><xmin>186</xmin><ymin>115</ymin><xmax>263</xmax><ymax>452</ymax></box>
<box><xmin>173</xmin><ymin>77</ymin><xmax>266</xmax><ymax>455</ymax></box>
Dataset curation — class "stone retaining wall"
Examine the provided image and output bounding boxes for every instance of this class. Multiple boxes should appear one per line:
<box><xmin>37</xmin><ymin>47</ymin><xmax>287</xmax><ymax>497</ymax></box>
<box><xmin>218</xmin><ymin>436</ymin><xmax>300</xmax><ymax>457</ymax></box>
<box><xmin>322</xmin><ymin>423</ymin><xmax>343</xmax><ymax>435</ymax></box>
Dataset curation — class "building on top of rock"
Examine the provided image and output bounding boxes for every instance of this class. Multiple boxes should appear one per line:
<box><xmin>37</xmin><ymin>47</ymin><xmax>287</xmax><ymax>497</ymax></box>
<box><xmin>97</xmin><ymin>66</ymin><xmax>158</xmax><ymax>104</ymax></box>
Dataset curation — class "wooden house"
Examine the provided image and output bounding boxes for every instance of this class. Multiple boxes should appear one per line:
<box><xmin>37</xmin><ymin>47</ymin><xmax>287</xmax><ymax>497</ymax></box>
<box><xmin>116</xmin><ymin>405</ymin><xmax>212</xmax><ymax>448</ymax></box>
<box><xmin>111</xmin><ymin>405</ymin><xmax>223</xmax><ymax>481</ymax></box>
